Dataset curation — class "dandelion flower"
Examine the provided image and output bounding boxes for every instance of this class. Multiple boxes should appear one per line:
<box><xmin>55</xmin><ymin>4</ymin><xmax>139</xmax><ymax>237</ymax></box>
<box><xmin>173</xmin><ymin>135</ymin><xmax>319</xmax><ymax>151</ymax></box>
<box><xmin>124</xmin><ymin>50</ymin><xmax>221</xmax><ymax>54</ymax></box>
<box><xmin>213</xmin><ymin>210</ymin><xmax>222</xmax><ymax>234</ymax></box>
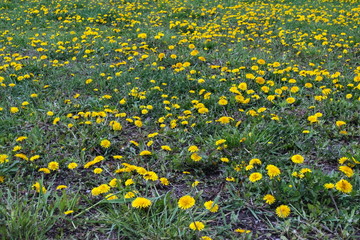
<box><xmin>339</xmin><ymin>166</ymin><xmax>354</xmax><ymax>177</ymax></box>
<box><xmin>0</xmin><ymin>155</ymin><xmax>9</xmax><ymax>164</ymax></box>
<box><xmin>189</xmin><ymin>221</ymin><xmax>205</xmax><ymax>231</ymax></box>
<box><xmin>336</xmin><ymin>121</ymin><xmax>346</xmax><ymax>127</ymax></box>
<box><xmin>105</xmin><ymin>194</ymin><xmax>118</xmax><ymax>200</ymax></box>
<box><xmin>249</xmin><ymin>158</ymin><xmax>262</xmax><ymax>165</ymax></box>
<box><xmin>68</xmin><ymin>162</ymin><xmax>78</xmax><ymax>169</ymax></box>
<box><xmin>100</xmin><ymin>139</ymin><xmax>111</xmax><ymax>148</ymax></box>
<box><xmin>324</xmin><ymin>183</ymin><xmax>335</xmax><ymax>189</ymax></box>
<box><xmin>204</xmin><ymin>201</ymin><xmax>219</xmax><ymax>212</ymax></box>
<box><xmin>124</xmin><ymin>191</ymin><xmax>136</xmax><ymax>198</ymax></box>
<box><xmin>48</xmin><ymin>161</ymin><xmax>59</xmax><ymax>171</ymax></box>
<box><xmin>335</xmin><ymin>179</ymin><xmax>352</xmax><ymax>193</ymax></box>
<box><xmin>139</xmin><ymin>150</ymin><xmax>152</xmax><ymax>156</ymax></box>
<box><xmin>160</xmin><ymin>177</ymin><xmax>169</xmax><ymax>186</ymax></box>
<box><xmin>263</xmin><ymin>194</ymin><xmax>276</xmax><ymax>204</ymax></box>
<box><xmin>188</xmin><ymin>145</ymin><xmax>199</xmax><ymax>152</ymax></box>
<box><xmin>191</xmin><ymin>153</ymin><xmax>202</xmax><ymax>161</ymax></box>
<box><xmin>93</xmin><ymin>168</ymin><xmax>103</xmax><ymax>174</ymax></box>
<box><xmin>291</xmin><ymin>154</ymin><xmax>304</xmax><ymax>164</ymax></box>
<box><xmin>249</xmin><ymin>172</ymin><xmax>262</xmax><ymax>182</ymax></box>
<box><xmin>266</xmin><ymin>165</ymin><xmax>281</xmax><ymax>179</ymax></box>
<box><xmin>234</xmin><ymin>229</ymin><xmax>251</xmax><ymax>233</ymax></box>
<box><xmin>10</xmin><ymin>107</ymin><xmax>19</xmax><ymax>113</ymax></box>
<box><xmin>132</xmin><ymin>197</ymin><xmax>152</xmax><ymax>208</ymax></box>
<box><xmin>38</xmin><ymin>168</ymin><xmax>50</xmax><ymax>174</ymax></box>
<box><xmin>276</xmin><ymin>205</ymin><xmax>291</xmax><ymax>218</ymax></box>
<box><xmin>32</xmin><ymin>182</ymin><xmax>47</xmax><ymax>193</ymax></box>
<box><xmin>178</xmin><ymin>195</ymin><xmax>195</xmax><ymax>209</ymax></box>
<box><xmin>56</xmin><ymin>185</ymin><xmax>68</xmax><ymax>190</ymax></box>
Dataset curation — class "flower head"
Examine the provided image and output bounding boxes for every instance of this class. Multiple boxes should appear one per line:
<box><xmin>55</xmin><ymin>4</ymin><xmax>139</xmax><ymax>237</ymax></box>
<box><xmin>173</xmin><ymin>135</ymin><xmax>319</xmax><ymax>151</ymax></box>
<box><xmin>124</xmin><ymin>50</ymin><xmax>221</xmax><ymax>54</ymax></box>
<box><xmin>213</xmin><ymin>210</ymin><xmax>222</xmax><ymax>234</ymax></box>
<box><xmin>189</xmin><ymin>221</ymin><xmax>205</xmax><ymax>231</ymax></box>
<box><xmin>263</xmin><ymin>194</ymin><xmax>276</xmax><ymax>204</ymax></box>
<box><xmin>249</xmin><ymin>172</ymin><xmax>262</xmax><ymax>182</ymax></box>
<box><xmin>178</xmin><ymin>195</ymin><xmax>195</xmax><ymax>209</ymax></box>
<box><xmin>276</xmin><ymin>205</ymin><xmax>291</xmax><ymax>218</ymax></box>
<box><xmin>339</xmin><ymin>166</ymin><xmax>354</xmax><ymax>178</ymax></box>
<box><xmin>48</xmin><ymin>161</ymin><xmax>59</xmax><ymax>171</ymax></box>
<box><xmin>291</xmin><ymin>154</ymin><xmax>304</xmax><ymax>164</ymax></box>
<box><xmin>266</xmin><ymin>165</ymin><xmax>281</xmax><ymax>179</ymax></box>
<box><xmin>100</xmin><ymin>139</ymin><xmax>111</xmax><ymax>148</ymax></box>
<box><xmin>335</xmin><ymin>179</ymin><xmax>352</xmax><ymax>193</ymax></box>
<box><xmin>204</xmin><ymin>200</ymin><xmax>219</xmax><ymax>212</ymax></box>
<box><xmin>132</xmin><ymin>197</ymin><xmax>152</xmax><ymax>208</ymax></box>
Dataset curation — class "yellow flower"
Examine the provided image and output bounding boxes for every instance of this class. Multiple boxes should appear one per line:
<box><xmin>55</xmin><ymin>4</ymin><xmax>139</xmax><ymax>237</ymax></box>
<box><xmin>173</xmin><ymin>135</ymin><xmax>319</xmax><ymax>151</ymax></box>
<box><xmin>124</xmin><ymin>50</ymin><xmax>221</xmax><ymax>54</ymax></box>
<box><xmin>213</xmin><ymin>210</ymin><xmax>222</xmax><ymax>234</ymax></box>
<box><xmin>178</xmin><ymin>195</ymin><xmax>195</xmax><ymax>209</ymax></box>
<box><xmin>56</xmin><ymin>185</ymin><xmax>68</xmax><ymax>190</ymax></box>
<box><xmin>291</xmin><ymin>154</ymin><xmax>304</xmax><ymax>164</ymax></box>
<box><xmin>0</xmin><ymin>154</ymin><xmax>9</xmax><ymax>164</ymax></box>
<box><xmin>249</xmin><ymin>172</ymin><xmax>262</xmax><ymax>182</ymax></box>
<box><xmin>137</xmin><ymin>33</ymin><xmax>147</xmax><ymax>39</ymax></box>
<box><xmin>204</xmin><ymin>200</ymin><xmax>219</xmax><ymax>212</ymax></box>
<box><xmin>93</xmin><ymin>168</ymin><xmax>103</xmax><ymax>174</ymax></box>
<box><xmin>10</xmin><ymin>107</ymin><xmax>19</xmax><ymax>113</ymax></box>
<box><xmin>286</xmin><ymin>97</ymin><xmax>296</xmax><ymax>104</ymax></box>
<box><xmin>91</xmin><ymin>187</ymin><xmax>101</xmax><ymax>196</ymax></box>
<box><xmin>201</xmin><ymin>236</ymin><xmax>213</xmax><ymax>240</ymax></box>
<box><xmin>189</xmin><ymin>221</ymin><xmax>205</xmax><ymax>231</ymax></box>
<box><xmin>324</xmin><ymin>183</ymin><xmax>335</xmax><ymax>189</ymax></box>
<box><xmin>109</xmin><ymin>178</ymin><xmax>118</xmax><ymax>187</ymax></box>
<box><xmin>48</xmin><ymin>161</ymin><xmax>59</xmax><ymax>171</ymax></box>
<box><xmin>263</xmin><ymin>194</ymin><xmax>276</xmax><ymax>204</ymax></box>
<box><xmin>234</xmin><ymin>228</ymin><xmax>251</xmax><ymax>233</ymax></box>
<box><xmin>338</xmin><ymin>166</ymin><xmax>353</xmax><ymax>177</ymax></box>
<box><xmin>161</xmin><ymin>145</ymin><xmax>172</xmax><ymax>151</ymax></box>
<box><xmin>215</xmin><ymin>139</ymin><xmax>226</xmax><ymax>145</ymax></box>
<box><xmin>143</xmin><ymin>171</ymin><xmax>158</xmax><ymax>181</ymax></box>
<box><xmin>188</xmin><ymin>145</ymin><xmax>199</xmax><ymax>152</ymax></box>
<box><xmin>336</xmin><ymin>121</ymin><xmax>346</xmax><ymax>127</ymax></box>
<box><xmin>16</xmin><ymin>136</ymin><xmax>27</xmax><ymax>142</ymax></box>
<box><xmin>276</xmin><ymin>205</ymin><xmax>291</xmax><ymax>218</ymax></box>
<box><xmin>139</xmin><ymin>150</ymin><xmax>152</xmax><ymax>156</ymax></box>
<box><xmin>249</xmin><ymin>158</ymin><xmax>262</xmax><ymax>165</ymax></box>
<box><xmin>29</xmin><ymin>155</ymin><xmax>40</xmax><ymax>161</ymax></box>
<box><xmin>335</xmin><ymin>179</ymin><xmax>352</xmax><ymax>193</ymax></box>
<box><xmin>32</xmin><ymin>182</ymin><xmax>47</xmax><ymax>193</ymax></box>
<box><xmin>218</xmin><ymin>98</ymin><xmax>228</xmax><ymax>106</ymax></box>
<box><xmin>124</xmin><ymin>191</ymin><xmax>136</xmax><ymax>198</ymax></box>
<box><xmin>64</xmin><ymin>210</ymin><xmax>74</xmax><ymax>215</ymax></box>
<box><xmin>160</xmin><ymin>177</ymin><xmax>169</xmax><ymax>186</ymax></box>
<box><xmin>38</xmin><ymin>168</ymin><xmax>51</xmax><ymax>174</ymax></box>
<box><xmin>134</xmin><ymin>120</ymin><xmax>143</xmax><ymax>127</ymax></box>
<box><xmin>191</xmin><ymin>153</ymin><xmax>202</xmax><ymax>161</ymax></box>
<box><xmin>14</xmin><ymin>153</ymin><xmax>28</xmax><ymax>161</ymax></box>
<box><xmin>216</xmin><ymin>116</ymin><xmax>233</xmax><ymax>124</ymax></box>
<box><xmin>68</xmin><ymin>162</ymin><xmax>78</xmax><ymax>169</ymax></box>
<box><xmin>125</xmin><ymin>179</ymin><xmax>134</xmax><ymax>186</ymax></box>
<box><xmin>226</xmin><ymin>177</ymin><xmax>235</xmax><ymax>182</ymax></box>
<box><xmin>266</xmin><ymin>165</ymin><xmax>281</xmax><ymax>179</ymax></box>
<box><xmin>105</xmin><ymin>194</ymin><xmax>118</xmax><ymax>200</ymax></box>
<box><xmin>100</xmin><ymin>139</ymin><xmax>111</xmax><ymax>148</ymax></box>
<box><xmin>307</xmin><ymin>115</ymin><xmax>318</xmax><ymax>123</ymax></box>
<box><xmin>132</xmin><ymin>197</ymin><xmax>152</xmax><ymax>208</ymax></box>
<box><xmin>111</xmin><ymin>121</ymin><xmax>122</xmax><ymax>131</ymax></box>
<box><xmin>198</xmin><ymin>107</ymin><xmax>209</xmax><ymax>114</ymax></box>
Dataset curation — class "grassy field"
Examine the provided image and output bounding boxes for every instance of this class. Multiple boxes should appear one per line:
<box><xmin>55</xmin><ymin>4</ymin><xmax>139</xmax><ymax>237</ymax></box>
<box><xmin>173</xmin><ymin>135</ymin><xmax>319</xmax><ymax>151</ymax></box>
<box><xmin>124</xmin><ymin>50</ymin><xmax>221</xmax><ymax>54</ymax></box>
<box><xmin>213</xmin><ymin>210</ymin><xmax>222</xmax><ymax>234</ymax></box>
<box><xmin>0</xmin><ymin>0</ymin><xmax>359</xmax><ymax>239</ymax></box>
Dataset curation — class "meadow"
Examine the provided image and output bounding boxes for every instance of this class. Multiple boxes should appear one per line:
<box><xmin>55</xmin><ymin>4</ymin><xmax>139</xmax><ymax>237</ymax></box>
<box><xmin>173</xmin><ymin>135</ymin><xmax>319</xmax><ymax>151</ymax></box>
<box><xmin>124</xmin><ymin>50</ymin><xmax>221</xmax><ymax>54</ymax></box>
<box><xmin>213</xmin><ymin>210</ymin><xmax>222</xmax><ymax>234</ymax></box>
<box><xmin>0</xmin><ymin>0</ymin><xmax>359</xmax><ymax>239</ymax></box>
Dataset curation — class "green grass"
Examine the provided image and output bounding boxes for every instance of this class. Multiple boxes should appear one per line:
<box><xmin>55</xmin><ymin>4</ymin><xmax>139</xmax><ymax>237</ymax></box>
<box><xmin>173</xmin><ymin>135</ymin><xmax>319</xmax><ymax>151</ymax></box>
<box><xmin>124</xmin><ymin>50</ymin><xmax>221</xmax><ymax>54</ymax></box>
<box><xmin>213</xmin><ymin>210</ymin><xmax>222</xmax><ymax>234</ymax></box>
<box><xmin>0</xmin><ymin>0</ymin><xmax>359</xmax><ymax>239</ymax></box>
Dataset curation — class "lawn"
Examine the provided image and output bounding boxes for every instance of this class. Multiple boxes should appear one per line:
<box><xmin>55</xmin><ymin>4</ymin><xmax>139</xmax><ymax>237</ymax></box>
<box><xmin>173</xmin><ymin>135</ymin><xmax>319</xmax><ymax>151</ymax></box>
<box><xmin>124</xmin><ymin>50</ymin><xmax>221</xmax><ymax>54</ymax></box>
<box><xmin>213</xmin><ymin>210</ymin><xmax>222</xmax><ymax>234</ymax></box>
<box><xmin>0</xmin><ymin>0</ymin><xmax>359</xmax><ymax>239</ymax></box>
